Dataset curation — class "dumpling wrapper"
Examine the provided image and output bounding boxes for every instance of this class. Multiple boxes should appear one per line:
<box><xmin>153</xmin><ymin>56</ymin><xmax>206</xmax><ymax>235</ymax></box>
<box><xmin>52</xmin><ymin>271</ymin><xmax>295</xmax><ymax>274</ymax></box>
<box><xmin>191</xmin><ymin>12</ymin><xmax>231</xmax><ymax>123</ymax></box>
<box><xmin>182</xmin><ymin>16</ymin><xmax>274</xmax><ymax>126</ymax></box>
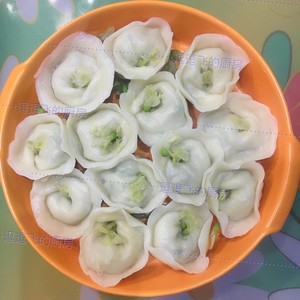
<box><xmin>151</xmin><ymin>128</ymin><xmax>224</xmax><ymax>206</ymax></box>
<box><xmin>35</xmin><ymin>32</ymin><xmax>114</xmax><ymax>113</ymax></box>
<box><xmin>103</xmin><ymin>17</ymin><xmax>173</xmax><ymax>80</ymax></box>
<box><xmin>79</xmin><ymin>207</ymin><xmax>150</xmax><ymax>287</ymax></box>
<box><xmin>203</xmin><ymin>161</ymin><xmax>265</xmax><ymax>238</ymax></box>
<box><xmin>119</xmin><ymin>71</ymin><xmax>193</xmax><ymax>146</ymax></box>
<box><xmin>147</xmin><ymin>201</ymin><xmax>213</xmax><ymax>273</ymax></box>
<box><xmin>30</xmin><ymin>168</ymin><xmax>102</xmax><ymax>239</ymax></box>
<box><xmin>8</xmin><ymin>113</ymin><xmax>75</xmax><ymax>180</ymax></box>
<box><xmin>197</xmin><ymin>92</ymin><xmax>278</xmax><ymax>163</ymax></box>
<box><xmin>85</xmin><ymin>155</ymin><xmax>167</xmax><ymax>214</ymax></box>
<box><xmin>65</xmin><ymin>103</ymin><xmax>138</xmax><ymax>169</ymax></box>
<box><xmin>175</xmin><ymin>34</ymin><xmax>249</xmax><ymax>112</ymax></box>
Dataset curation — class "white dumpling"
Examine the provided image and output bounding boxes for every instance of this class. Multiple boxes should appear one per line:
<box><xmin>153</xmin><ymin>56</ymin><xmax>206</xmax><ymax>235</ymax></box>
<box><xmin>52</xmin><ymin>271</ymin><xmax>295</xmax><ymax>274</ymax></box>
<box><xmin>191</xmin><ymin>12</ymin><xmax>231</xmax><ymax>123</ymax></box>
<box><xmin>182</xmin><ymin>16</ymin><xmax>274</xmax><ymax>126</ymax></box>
<box><xmin>85</xmin><ymin>155</ymin><xmax>166</xmax><ymax>214</ymax></box>
<box><xmin>119</xmin><ymin>71</ymin><xmax>193</xmax><ymax>146</ymax></box>
<box><xmin>203</xmin><ymin>161</ymin><xmax>265</xmax><ymax>238</ymax></box>
<box><xmin>103</xmin><ymin>18</ymin><xmax>173</xmax><ymax>80</ymax></box>
<box><xmin>8</xmin><ymin>113</ymin><xmax>75</xmax><ymax>180</ymax></box>
<box><xmin>147</xmin><ymin>201</ymin><xmax>213</xmax><ymax>273</ymax></box>
<box><xmin>197</xmin><ymin>92</ymin><xmax>278</xmax><ymax>163</ymax></box>
<box><xmin>35</xmin><ymin>32</ymin><xmax>114</xmax><ymax>113</ymax></box>
<box><xmin>175</xmin><ymin>34</ymin><xmax>249</xmax><ymax>112</ymax></box>
<box><xmin>79</xmin><ymin>207</ymin><xmax>150</xmax><ymax>287</ymax></box>
<box><xmin>151</xmin><ymin>128</ymin><xmax>224</xmax><ymax>205</ymax></box>
<box><xmin>30</xmin><ymin>168</ymin><xmax>102</xmax><ymax>239</ymax></box>
<box><xmin>65</xmin><ymin>103</ymin><xmax>138</xmax><ymax>169</ymax></box>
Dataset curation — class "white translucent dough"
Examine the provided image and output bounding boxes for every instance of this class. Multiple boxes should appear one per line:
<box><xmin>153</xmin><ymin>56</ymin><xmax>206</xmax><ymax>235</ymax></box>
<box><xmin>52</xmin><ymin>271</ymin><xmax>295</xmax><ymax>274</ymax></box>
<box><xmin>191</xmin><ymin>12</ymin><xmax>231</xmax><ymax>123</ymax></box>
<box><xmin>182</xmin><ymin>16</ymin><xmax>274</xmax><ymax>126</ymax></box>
<box><xmin>119</xmin><ymin>71</ymin><xmax>192</xmax><ymax>146</ymax></box>
<box><xmin>8</xmin><ymin>113</ymin><xmax>75</xmax><ymax>180</ymax></box>
<box><xmin>103</xmin><ymin>18</ymin><xmax>173</xmax><ymax>79</ymax></box>
<box><xmin>79</xmin><ymin>207</ymin><xmax>150</xmax><ymax>287</ymax></box>
<box><xmin>30</xmin><ymin>168</ymin><xmax>102</xmax><ymax>239</ymax></box>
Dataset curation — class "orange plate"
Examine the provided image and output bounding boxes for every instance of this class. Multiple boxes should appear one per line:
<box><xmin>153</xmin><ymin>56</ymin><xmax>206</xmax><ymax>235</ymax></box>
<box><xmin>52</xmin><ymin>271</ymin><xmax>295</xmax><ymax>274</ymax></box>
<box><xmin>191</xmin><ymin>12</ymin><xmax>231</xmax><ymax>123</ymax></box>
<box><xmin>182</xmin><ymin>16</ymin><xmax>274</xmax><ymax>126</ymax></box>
<box><xmin>0</xmin><ymin>1</ymin><xmax>300</xmax><ymax>297</ymax></box>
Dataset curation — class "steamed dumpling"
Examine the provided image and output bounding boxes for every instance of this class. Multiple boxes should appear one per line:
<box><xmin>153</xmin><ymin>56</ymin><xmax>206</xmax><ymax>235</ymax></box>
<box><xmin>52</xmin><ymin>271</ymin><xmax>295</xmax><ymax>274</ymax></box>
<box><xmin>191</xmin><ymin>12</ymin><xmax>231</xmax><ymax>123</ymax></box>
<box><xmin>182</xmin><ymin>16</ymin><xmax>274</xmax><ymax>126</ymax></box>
<box><xmin>65</xmin><ymin>103</ymin><xmax>138</xmax><ymax>169</ymax></box>
<box><xmin>8</xmin><ymin>113</ymin><xmax>75</xmax><ymax>180</ymax></box>
<box><xmin>119</xmin><ymin>71</ymin><xmax>192</xmax><ymax>146</ymax></box>
<box><xmin>151</xmin><ymin>128</ymin><xmax>224</xmax><ymax>205</ymax></box>
<box><xmin>147</xmin><ymin>201</ymin><xmax>213</xmax><ymax>273</ymax></box>
<box><xmin>85</xmin><ymin>155</ymin><xmax>166</xmax><ymax>214</ymax></box>
<box><xmin>176</xmin><ymin>34</ymin><xmax>249</xmax><ymax>112</ymax></box>
<box><xmin>103</xmin><ymin>18</ymin><xmax>173</xmax><ymax>79</ymax></box>
<box><xmin>203</xmin><ymin>161</ymin><xmax>265</xmax><ymax>238</ymax></box>
<box><xmin>79</xmin><ymin>207</ymin><xmax>150</xmax><ymax>287</ymax></box>
<box><xmin>35</xmin><ymin>32</ymin><xmax>114</xmax><ymax>113</ymax></box>
<box><xmin>197</xmin><ymin>92</ymin><xmax>278</xmax><ymax>163</ymax></box>
<box><xmin>30</xmin><ymin>169</ymin><xmax>102</xmax><ymax>239</ymax></box>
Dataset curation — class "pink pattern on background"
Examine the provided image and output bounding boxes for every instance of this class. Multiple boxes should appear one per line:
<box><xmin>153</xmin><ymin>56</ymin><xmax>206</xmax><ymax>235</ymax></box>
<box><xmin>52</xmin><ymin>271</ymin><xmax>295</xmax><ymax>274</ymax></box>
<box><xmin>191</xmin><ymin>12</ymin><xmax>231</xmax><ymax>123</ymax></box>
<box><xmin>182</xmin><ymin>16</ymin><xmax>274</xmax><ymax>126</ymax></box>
<box><xmin>16</xmin><ymin>0</ymin><xmax>38</xmax><ymax>23</ymax></box>
<box><xmin>284</xmin><ymin>72</ymin><xmax>300</xmax><ymax>139</ymax></box>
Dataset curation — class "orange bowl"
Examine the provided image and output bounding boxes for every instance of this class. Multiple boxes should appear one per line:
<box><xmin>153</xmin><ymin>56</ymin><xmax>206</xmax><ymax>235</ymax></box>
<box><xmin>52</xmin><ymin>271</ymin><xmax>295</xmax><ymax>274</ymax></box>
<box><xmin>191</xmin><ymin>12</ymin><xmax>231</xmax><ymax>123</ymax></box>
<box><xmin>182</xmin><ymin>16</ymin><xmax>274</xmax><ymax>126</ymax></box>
<box><xmin>0</xmin><ymin>1</ymin><xmax>300</xmax><ymax>297</ymax></box>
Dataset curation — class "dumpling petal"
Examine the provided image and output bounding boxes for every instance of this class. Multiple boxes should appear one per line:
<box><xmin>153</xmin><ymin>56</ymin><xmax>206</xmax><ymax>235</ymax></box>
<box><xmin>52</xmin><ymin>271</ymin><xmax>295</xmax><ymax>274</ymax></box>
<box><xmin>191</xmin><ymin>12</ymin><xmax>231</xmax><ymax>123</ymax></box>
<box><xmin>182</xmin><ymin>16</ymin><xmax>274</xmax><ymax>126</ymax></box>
<box><xmin>197</xmin><ymin>92</ymin><xmax>278</xmax><ymax>163</ymax></box>
<box><xmin>147</xmin><ymin>201</ymin><xmax>213</xmax><ymax>273</ymax></box>
<box><xmin>203</xmin><ymin>161</ymin><xmax>265</xmax><ymax>238</ymax></box>
<box><xmin>30</xmin><ymin>168</ymin><xmax>102</xmax><ymax>239</ymax></box>
<box><xmin>119</xmin><ymin>71</ymin><xmax>192</xmax><ymax>146</ymax></box>
<box><xmin>175</xmin><ymin>34</ymin><xmax>249</xmax><ymax>112</ymax></box>
<box><xmin>79</xmin><ymin>207</ymin><xmax>150</xmax><ymax>287</ymax></box>
<box><xmin>35</xmin><ymin>32</ymin><xmax>115</xmax><ymax>113</ymax></box>
<box><xmin>103</xmin><ymin>18</ymin><xmax>173</xmax><ymax>80</ymax></box>
<box><xmin>8</xmin><ymin>113</ymin><xmax>75</xmax><ymax>180</ymax></box>
<box><xmin>85</xmin><ymin>155</ymin><xmax>167</xmax><ymax>214</ymax></box>
<box><xmin>65</xmin><ymin>103</ymin><xmax>138</xmax><ymax>169</ymax></box>
<box><xmin>151</xmin><ymin>128</ymin><xmax>224</xmax><ymax>206</ymax></box>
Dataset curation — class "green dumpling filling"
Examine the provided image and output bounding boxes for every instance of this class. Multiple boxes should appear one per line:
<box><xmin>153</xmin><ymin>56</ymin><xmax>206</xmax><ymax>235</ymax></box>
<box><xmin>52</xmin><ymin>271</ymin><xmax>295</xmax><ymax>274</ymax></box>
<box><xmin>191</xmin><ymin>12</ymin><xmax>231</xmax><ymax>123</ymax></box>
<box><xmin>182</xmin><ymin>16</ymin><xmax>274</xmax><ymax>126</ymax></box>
<box><xmin>128</xmin><ymin>173</ymin><xmax>149</xmax><ymax>204</ymax></box>
<box><xmin>231</xmin><ymin>115</ymin><xmax>250</xmax><ymax>132</ymax></box>
<box><xmin>218</xmin><ymin>189</ymin><xmax>231</xmax><ymax>201</ymax></box>
<box><xmin>70</xmin><ymin>67</ymin><xmax>93</xmax><ymax>89</ymax></box>
<box><xmin>92</xmin><ymin>127</ymin><xmax>122</xmax><ymax>152</ymax></box>
<box><xmin>95</xmin><ymin>221</ymin><xmax>126</xmax><ymax>245</ymax></box>
<box><xmin>137</xmin><ymin>48</ymin><xmax>160</xmax><ymax>67</ymax></box>
<box><xmin>143</xmin><ymin>85</ymin><xmax>163</xmax><ymax>112</ymax></box>
<box><xmin>178</xmin><ymin>210</ymin><xmax>198</xmax><ymax>237</ymax></box>
<box><xmin>27</xmin><ymin>138</ymin><xmax>45</xmax><ymax>155</ymax></box>
<box><xmin>199</xmin><ymin>64</ymin><xmax>213</xmax><ymax>89</ymax></box>
<box><xmin>160</xmin><ymin>139</ymin><xmax>190</xmax><ymax>164</ymax></box>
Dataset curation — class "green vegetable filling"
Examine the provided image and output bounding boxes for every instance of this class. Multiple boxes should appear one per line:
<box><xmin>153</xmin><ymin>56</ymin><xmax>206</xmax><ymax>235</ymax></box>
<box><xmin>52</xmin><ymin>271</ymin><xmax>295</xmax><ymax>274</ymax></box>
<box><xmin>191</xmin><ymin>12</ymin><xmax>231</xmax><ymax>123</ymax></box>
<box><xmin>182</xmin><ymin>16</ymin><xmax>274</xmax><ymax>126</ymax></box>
<box><xmin>218</xmin><ymin>189</ymin><xmax>231</xmax><ymax>201</ymax></box>
<box><xmin>71</xmin><ymin>67</ymin><xmax>93</xmax><ymax>89</ymax></box>
<box><xmin>160</xmin><ymin>141</ymin><xmax>189</xmax><ymax>164</ymax></box>
<box><xmin>57</xmin><ymin>185</ymin><xmax>70</xmax><ymax>198</ymax></box>
<box><xmin>92</xmin><ymin>127</ymin><xmax>122</xmax><ymax>152</ymax></box>
<box><xmin>95</xmin><ymin>221</ymin><xmax>126</xmax><ymax>245</ymax></box>
<box><xmin>128</xmin><ymin>173</ymin><xmax>148</xmax><ymax>204</ymax></box>
<box><xmin>179</xmin><ymin>210</ymin><xmax>197</xmax><ymax>237</ymax></box>
<box><xmin>27</xmin><ymin>138</ymin><xmax>44</xmax><ymax>155</ymax></box>
<box><xmin>232</xmin><ymin>115</ymin><xmax>250</xmax><ymax>132</ymax></box>
<box><xmin>200</xmin><ymin>64</ymin><xmax>213</xmax><ymax>89</ymax></box>
<box><xmin>143</xmin><ymin>85</ymin><xmax>163</xmax><ymax>112</ymax></box>
<box><xmin>137</xmin><ymin>48</ymin><xmax>160</xmax><ymax>67</ymax></box>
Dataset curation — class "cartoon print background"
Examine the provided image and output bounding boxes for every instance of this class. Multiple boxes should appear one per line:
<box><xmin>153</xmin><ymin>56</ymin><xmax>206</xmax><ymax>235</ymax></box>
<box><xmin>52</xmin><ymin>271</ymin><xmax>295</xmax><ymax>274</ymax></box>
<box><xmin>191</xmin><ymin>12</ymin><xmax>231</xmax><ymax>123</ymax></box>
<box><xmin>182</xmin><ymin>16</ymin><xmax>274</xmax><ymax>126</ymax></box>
<box><xmin>0</xmin><ymin>0</ymin><xmax>299</xmax><ymax>299</ymax></box>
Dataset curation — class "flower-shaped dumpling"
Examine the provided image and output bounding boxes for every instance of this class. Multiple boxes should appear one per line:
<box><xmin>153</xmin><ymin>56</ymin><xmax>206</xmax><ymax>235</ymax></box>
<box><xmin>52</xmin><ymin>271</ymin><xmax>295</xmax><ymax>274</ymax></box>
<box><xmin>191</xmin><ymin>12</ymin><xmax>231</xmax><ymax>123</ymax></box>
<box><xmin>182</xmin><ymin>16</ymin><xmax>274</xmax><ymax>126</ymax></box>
<box><xmin>35</xmin><ymin>32</ymin><xmax>114</xmax><ymax>113</ymax></box>
<box><xmin>79</xmin><ymin>207</ymin><xmax>150</xmax><ymax>287</ymax></box>
<box><xmin>176</xmin><ymin>34</ymin><xmax>249</xmax><ymax>112</ymax></box>
<box><xmin>8</xmin><ymin>113</ymin><xmax>75</xmax><ymax>180</ymax></box>
<box><xmin>85</xmin><ymin>155</ymin><xmax>167</xmax><ymax>214</ymax></box>
<box><xmin>103</xmin><ymin>18</ymin><xmax>173</xmax><ymax>80</ymax></box>
<box><xmin>202</xmin><ymin>161</ymin><xmax>265</xmax><ymax>238</ymax></box>
<box><xmin>147</xmin><ymin>201</ymin><xmax>213</xmax><ymax>273</ymax></box>
<box><xmin>197</xmin><ymin>92</ymin><xmax>278</xmax><ymax>163</ymax></box>
<box><xmin>119</xmin><ymin>71</ymin><xmax>192</xmax><ymax>146</ymax></box>
<box><xmin>151</xmin><ymin>128</ymin><xmax>224</xmax><ymax>206</ymax></box>
<box><xmin>65</xmin><ymin>103</ymin><xmax>138</xmax><ymax>169</ymax></box>
<box><xmin>30</xmin><ymin>169</ymin><xmax>102</xmax><ymax>239</ymax></box>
